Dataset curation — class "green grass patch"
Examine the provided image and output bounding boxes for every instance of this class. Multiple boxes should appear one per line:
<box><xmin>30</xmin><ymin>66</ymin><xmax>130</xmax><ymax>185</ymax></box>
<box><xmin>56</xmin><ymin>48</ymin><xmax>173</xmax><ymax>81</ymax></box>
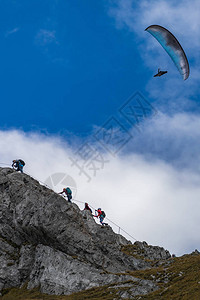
<box><xmin>0</xmin><ymin>283</ymin><xmax>123</xmax><ymax>300</ymax></box>
<box><xmin>127</xmin><ymin>252</ymin><xmax>200</xmax><ymax>299</ymax></box>
<box><xmin>121</xmin><ymin>244</ymin><xmax>154</xmax><ymax>264</ymax></box>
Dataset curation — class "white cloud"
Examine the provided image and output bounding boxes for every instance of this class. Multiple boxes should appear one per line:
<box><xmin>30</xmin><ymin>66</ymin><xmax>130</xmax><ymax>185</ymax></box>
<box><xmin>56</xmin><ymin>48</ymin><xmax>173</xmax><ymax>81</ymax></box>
<box><xmin>35</xmin><ymin>29</ymin><xmax>58</xmax><ymax>46</ymax></box>
<box><xmin>109</xmin><ymin>0</ymin><xmax>200</xmax><ymax>48</ymax></box>
<box><xmin>34</xmin><ymin>28</ymin><xmax>68</xmax><ymax>65</ymax></box>
<box><xmin>5</xmin><ymin>27</ymin><xmax>20</xmax><ymax>37</ymax></box>
<box><xmin>127</xmin><ymin>112</ymin><xmax>200</xmax><ymax>172</ymax></box>
<box><xmin>1</xmin><ymin>117</ymin><xmax>200</xmax><ymax>256</ymax></box>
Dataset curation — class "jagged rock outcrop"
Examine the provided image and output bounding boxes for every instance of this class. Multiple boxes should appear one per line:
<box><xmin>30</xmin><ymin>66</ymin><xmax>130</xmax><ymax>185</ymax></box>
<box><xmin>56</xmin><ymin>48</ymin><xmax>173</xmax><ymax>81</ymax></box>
<box><xmin>0</xmin><ymin>167</ymin><xmax>170</xmax><ymax>297</ymax></box>
<box><xmin>132</xmin><ymin>241</ymin><xmax>171</xmax><ymax>260</ymax></box>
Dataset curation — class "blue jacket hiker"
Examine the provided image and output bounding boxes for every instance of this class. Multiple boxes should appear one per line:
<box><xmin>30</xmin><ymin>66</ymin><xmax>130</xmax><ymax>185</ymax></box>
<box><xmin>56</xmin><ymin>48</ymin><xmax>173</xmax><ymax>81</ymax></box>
<box><xmin>12</xmin><ymin>159</ymin><xmax>25</xmax><ymax>173</ymax></box>
<box><xmin>59</xmin><ymin>187</ymin><xmax>72</xmax><ymax>203</ymax></box>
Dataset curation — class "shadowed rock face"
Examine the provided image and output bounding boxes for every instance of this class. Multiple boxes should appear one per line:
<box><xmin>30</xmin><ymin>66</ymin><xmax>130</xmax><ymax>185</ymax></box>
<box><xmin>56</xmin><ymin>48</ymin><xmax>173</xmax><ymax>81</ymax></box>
<box><xmin>0</xmin><ymin>168</ymin><xmax>170</xmax><ymax>296</ymax></box>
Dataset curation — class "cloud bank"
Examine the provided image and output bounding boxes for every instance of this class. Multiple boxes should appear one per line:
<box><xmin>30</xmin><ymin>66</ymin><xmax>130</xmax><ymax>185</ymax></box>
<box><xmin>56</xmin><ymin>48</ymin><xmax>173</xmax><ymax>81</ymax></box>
<box><xmin>126</xmin><ymin>112</ymin><xmax>200</xmax><ymax>172</ymax></box>
<box><xmin>1</xmin><ymin>111</ymin><xmax>200</xmax><ymax>256</ymax></box>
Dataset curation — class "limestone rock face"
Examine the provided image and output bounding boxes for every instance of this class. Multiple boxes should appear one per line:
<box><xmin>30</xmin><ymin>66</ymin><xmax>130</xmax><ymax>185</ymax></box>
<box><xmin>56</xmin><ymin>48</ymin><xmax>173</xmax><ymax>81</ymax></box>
<box><xmin>0</xmin><ymin>168</ymin><xmax>170</xmax><ymax>296</ymax></box>
<box><xmin>133</xmin><ymin>241</ymin><xmax>171</xmax><ymax>260</ymax></box>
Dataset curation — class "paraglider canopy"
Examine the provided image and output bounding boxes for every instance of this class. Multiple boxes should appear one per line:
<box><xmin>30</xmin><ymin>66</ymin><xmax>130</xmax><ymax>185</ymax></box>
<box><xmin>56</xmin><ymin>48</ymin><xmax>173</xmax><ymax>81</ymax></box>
<box><xmin>145</xmin><ymin>25</ymin><xmax>189</xmax><ymax>80</ymax></box>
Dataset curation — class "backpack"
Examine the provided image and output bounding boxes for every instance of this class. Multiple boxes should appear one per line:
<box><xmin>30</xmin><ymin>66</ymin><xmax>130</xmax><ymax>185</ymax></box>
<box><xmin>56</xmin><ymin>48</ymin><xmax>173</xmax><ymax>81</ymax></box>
<box><xmin>66</xmin><ymin>187</ymin><xmax>72</xmax><ymax>195</ymax></box>
<box><xmin>101</xmin><ymin>211</ymin><xmax>106</xmax><ymax>218</ymax></box>
<box><xmin>19</xmin><ymin>159</ymin><xmax>25</xmax><ymax>166</ymax></box>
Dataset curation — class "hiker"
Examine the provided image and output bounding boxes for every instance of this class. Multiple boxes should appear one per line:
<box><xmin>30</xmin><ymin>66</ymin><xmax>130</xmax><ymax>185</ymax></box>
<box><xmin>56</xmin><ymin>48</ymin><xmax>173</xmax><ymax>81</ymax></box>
<box><xmin>58</xmin><ymin>187</ymin><xmax>72</xmax><ymax>203</ymax></box>
<box><xmin>84</xmin><ymin>203</ymin><xmax>92</xmax><ymax>213</ymax></box>
<box><xmin>12</xmin><ymin>159</ymin><xmax>25</xmax><ymax>173</ymax></box>
<box><xmin>94</xmin><ymin>208</ymin><xmax>107</xmax><ymax>226</ymax></box>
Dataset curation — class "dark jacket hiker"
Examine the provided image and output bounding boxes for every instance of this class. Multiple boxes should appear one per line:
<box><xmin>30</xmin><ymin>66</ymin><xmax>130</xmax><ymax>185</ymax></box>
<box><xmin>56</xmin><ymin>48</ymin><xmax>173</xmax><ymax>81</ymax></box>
<box><xmin>84</xmin><ymin>203</ymin><xmax>92</xmax><ymax>213</ymax></box>
<box><xmin>12</xmin><ymin>159</ymin><xmax>25</xmax><ymax>173</ymax></box>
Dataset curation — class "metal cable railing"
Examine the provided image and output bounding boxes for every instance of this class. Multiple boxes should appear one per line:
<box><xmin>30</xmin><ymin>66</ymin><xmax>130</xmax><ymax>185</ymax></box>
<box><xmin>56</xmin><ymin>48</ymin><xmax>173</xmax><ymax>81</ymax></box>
<box><xmin>0</xmin><ymin>164</ymin><xmax>137</xmax><ymax>242</ymax></box>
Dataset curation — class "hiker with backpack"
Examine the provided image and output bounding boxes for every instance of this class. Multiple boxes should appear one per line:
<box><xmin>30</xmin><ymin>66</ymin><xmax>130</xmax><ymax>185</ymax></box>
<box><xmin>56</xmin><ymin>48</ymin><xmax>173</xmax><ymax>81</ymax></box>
<box><xmin>12</xmin><ymin>159</ymin><xmax>25</xmax><ymax>173</ymax></box>
<box><xmin>84</xmin><ymin>203</ymin><xmax>92</xmax><ymax>213</ymax></box>
<box><xmin>58</xmin><ymin>187</ymin><xmax>72</xmax><ymax>203</ymax></box>
<box><xmin>94</xmin><ymin>208</ymin><xmax>107</xmax><ymax>226</ymax></box>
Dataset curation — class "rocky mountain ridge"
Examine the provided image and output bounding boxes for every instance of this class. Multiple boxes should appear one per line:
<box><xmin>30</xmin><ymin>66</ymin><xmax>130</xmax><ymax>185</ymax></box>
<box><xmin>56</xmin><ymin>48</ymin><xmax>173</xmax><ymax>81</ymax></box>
<box><xmin>0</xmin><ymin>167</ymin><xmax>171</xmax><ymax>298</ymax></box>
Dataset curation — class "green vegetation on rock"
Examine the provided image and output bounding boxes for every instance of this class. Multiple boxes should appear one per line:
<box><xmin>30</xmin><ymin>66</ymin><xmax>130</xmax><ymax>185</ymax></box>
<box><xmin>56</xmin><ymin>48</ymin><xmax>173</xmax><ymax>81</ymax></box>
<box><xmin>1</xmin><ymin>251</ymin><xmax>200</xmax><ymax>300</ymax></box>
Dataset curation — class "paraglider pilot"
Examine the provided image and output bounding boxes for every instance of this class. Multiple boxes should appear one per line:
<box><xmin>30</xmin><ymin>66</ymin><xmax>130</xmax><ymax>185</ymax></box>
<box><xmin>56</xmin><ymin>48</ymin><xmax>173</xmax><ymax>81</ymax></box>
<box><xmin>154</xmin><ymin>68</ymin><xmax>167</xmax><ymax>77</ymax></box>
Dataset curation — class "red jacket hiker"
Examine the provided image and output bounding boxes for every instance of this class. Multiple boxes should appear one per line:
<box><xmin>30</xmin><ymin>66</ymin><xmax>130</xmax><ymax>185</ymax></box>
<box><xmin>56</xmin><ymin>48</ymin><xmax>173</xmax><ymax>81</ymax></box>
<box><xmin>94</xmin><ymin>208</ymin><xmax>106</xmax><ymax>225</ymax></box>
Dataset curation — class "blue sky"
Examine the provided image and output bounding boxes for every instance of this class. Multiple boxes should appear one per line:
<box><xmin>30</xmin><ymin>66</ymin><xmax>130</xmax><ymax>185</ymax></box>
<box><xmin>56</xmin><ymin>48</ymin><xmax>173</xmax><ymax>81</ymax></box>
<box><xmin>0</xmin><ymin>0</ymin><xmax>149</xmax><ymax>135</ymax></box>
<box><xmin>0</xmin><ymin>0</ymin><xmax>199</xmax><ymax>137</ymax></box>
<box><xmin>0</xmin><ymin>0</ymin><xmax>200</xmax><ymax>256</ymax></box>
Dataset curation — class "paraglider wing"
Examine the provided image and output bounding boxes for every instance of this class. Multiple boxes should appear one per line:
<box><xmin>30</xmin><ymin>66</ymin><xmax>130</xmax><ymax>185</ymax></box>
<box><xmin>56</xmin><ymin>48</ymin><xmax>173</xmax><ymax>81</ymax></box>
<box><xmin>145</xmin><ymin>25</ymin><xmax>189</xmax><ymax>80</ymax></box>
